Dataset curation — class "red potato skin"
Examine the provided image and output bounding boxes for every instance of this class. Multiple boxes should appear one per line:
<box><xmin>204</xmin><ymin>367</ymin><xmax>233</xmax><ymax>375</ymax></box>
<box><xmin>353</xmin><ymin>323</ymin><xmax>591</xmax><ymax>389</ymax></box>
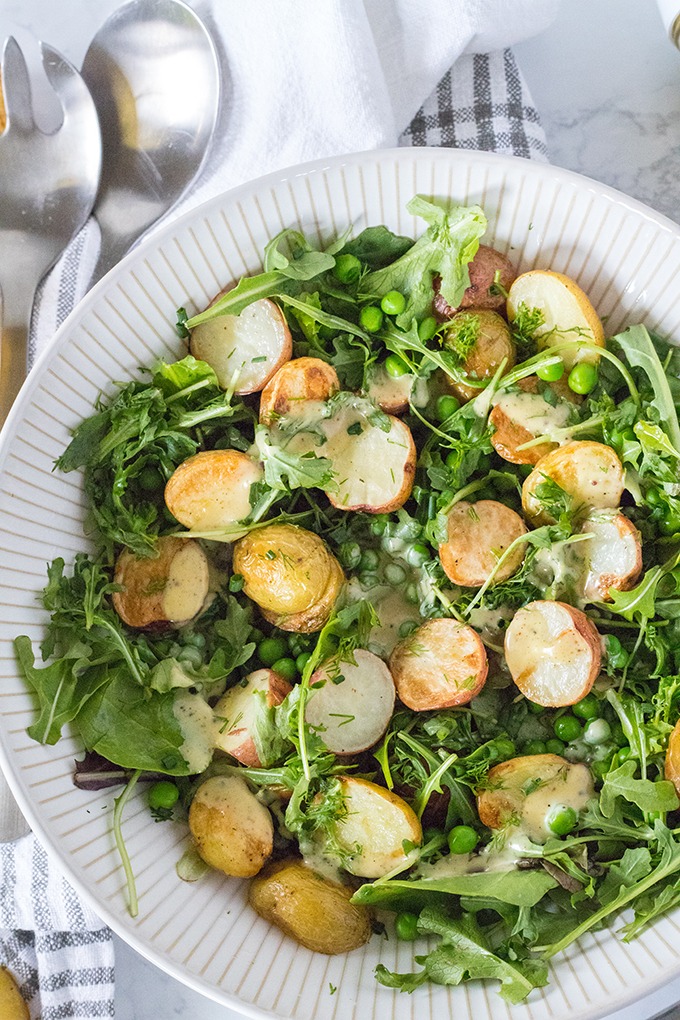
<box><xmin>433</xmin><ymin>245</ymin><xmax>517</xmax><ymax>319</ymax></box>
<box><xmin>223</xmin><ymin>671</ymin><xmax>293</xmax><ymax>767</ymax></box>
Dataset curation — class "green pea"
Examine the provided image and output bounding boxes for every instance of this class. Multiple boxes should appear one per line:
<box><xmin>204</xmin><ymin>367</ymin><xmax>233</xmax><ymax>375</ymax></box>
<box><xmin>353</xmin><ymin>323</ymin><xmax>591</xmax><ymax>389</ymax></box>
<box><xmin>406</xmin><ymin>543</ymin><xmax>430</xmax><ymax>567</ymax></box>
<box><xmin>258</xmin><ymin>636</ymin><xmax>288</xmax><ymax>667</ymax></box>
<box><xmin>405</xmin><ymin>582</ymin><xmax>420</xmax><ymax>605</ymax></box>
<box><xmin>547</xmin><ymin>805</ymin><xmax>578</xmax><ymax>836</ymax></box>
<box><xmin>546</xmin><ymin>738</ymin><xmax>566</xmax><ymax>755</ymax></box>
<box><xmin>567</xmin><ymin>362</ymin><xmax>598</xmax><ymax>395</ymax></box>
<box><xmin>524</xmin><ymin>740</ymin><xmax>547</xmax><ymax>755</ymax></box>
<box><xmin>380</xmin><ymin>290</ymin><xmax>407</xmax><ymax>316</ymax></box>
<box><xmin>492</xmin><ymin>738</ymin><xmax>516</xmax><ymax>761</ymax></box>
<box><xmin>333</xmin><ymin>253</ymin><xmax>362</xmax><ymax>284</ymax></box>
<box><xmin>148</xmin><ymin>781</ymin><xmax>179</xmax><ymax>811</ymax></box>
<box><xmin>295</xmin><ymin>652</ymin><xmax>312</xmax><ymax>673</ymax></box>
<box><xmin>394</xmin><ymin>912</ymin><xmax>419</xmax><ymax>941</ymax></box>
<box><xmin>339</xmin><ymin>541</ymin><xmax>362</xmax><ymax>569</ymax></box>
<box><xmin>271</xmin><ymin>657</ymin><xmax>298</xmax><ymax>683</ymax></box>
<box><xmin>553</xmin><ymin>714</ymin><xmax>582</xmax><ymax>743</ymax></box>
<box><xmin>359</xmin><ymin>571</ymin><xmax>381</xmax><ymax>589</ymax></box>
<box><xmin>617</xmin><ymin>746</ymin><xmax>633</xmax><ymax>765</ymax></box>
<box><xmin>583</xmin><ymin>718</ymin><xmax>611</xmax><ymax>746</ymax></box>
<box><xmin>435</xmin><ymin>394</ymin><xmax>460</xmax><ymax>422</ymax></box>
<box><xmin>445</xmin><ymin>450</ymin><xmax>459</xmax><ymax>470</ymax></box>
<box><xmin>418</xmin><ymin>316</ymin><xmax>438</xmax><ymax>341</ymax></box>
<box><xmin>591</xmin><ymin>758</ymin><xmax>612</xmax><ymax>780</ymax></box>
<box><xmin>359</xmin><ymin>549</ymin><xmax>380</xmax><ymax>572</ymax></box>
<box><xmin>384</xmin><ymin>562</ymin><xmax>407</xmax><ymax>586</ymax></box>
<box><xmin>137</xmin><ymin>466</ymin><xmax>164</xmax><ymax>492</ymax></box>
<box><xmin>392</xmin><ymin>518</ymin><xmax>422</xmax><ymax>541</ymax></box>
<box><xmin>359</xmin><ymin>305</ymin><xmax>384</xmax><ymax>333</ymax></box>
<box><xmin>536</xmin><ymin>360</ymin><xmax>564</xmax><ymax>382</ymax></box>
<box><xmin>573</xmin><ymin>693</ymin><xmax>600</xmax><ymax>721</ymax></box>
<box><xmin>527</xmin><ymin>700</ymin><xmax>544</xmax><ymax>715</ymax></box>
<box><xmin>370</xmin><ymin>515</ymin><xmax>389</xmax><ymax>537</ymax></box>
<box><xmin>385</xmin><ymin>354</ymin><xmax>410</xmax><ymax>379</ymax></box>
<box><xmin>448</xmin><ymin>825</ymin><xmax>479</xmax><ymax>855</ymax></box>
<box><xmin>659</xmin><ymin>509</ymin><xmax>680</xmax><ymax>536</ymax></box>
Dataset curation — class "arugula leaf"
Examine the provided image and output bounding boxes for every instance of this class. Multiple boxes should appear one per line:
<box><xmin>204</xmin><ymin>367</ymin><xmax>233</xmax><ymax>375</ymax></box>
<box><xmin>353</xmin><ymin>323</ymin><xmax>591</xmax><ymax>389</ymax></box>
<box><xmin>263</xmin><ymin>229</ymin><xmax>336</xmax><ymax>280</ymax></box>
<box><xmin>342</xmin><ymin>225</ymin><xmax>414</xmax><ymax>269</ymax></box>
<box><xmin>611</xmin><ymin>324</ymin><xmax>680</xmax><ymax>459</ymax></box>
<box><xmin>254</xmin><ymin>425</ymin><xmax>335</xmax><ymax>491</ymax></box>
<box><xmin>599</xmin><ymin>761</ymin><xmax>679</xmax><ymax>818</ymax></box>
<box><xmin>362</xmin><ymin>197</ymin><xmax>487</xmax><ymax>329</ymax></box>
<box><xmin>352</xmin><ymin>870</ymin><xmax>558</xmax><ymax>910</ymax></box>
<box><xmin>376</xmin><ymin>908</ymin><xmax>548</xmax><ymax>1004</ymax></box>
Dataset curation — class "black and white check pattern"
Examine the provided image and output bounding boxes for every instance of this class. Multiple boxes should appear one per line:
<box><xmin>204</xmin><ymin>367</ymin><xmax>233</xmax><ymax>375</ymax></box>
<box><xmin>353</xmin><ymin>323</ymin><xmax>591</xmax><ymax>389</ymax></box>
<box><xmin>3</xmin><ymin>47</ymin><xmax>548</xmax><ymax>1020</ymax></box>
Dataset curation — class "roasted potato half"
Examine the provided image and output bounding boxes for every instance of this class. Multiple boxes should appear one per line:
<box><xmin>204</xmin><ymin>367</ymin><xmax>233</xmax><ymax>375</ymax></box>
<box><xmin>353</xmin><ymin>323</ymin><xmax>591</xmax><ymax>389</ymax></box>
<box><xmin>233</xmin><ymin>523</ymin><xmax>344</xmax><ymax>632</ymax></box>
<box><xmin>489</xmin><ymin>387</ymin><xmax>571</xmax><ymax>465</ymax></box>
<box><xmin>579</xmin><ymin>511</ymin><xmax>642</xmax><ymax>602</ymax></box>
<box><xmin>190</xmin><ymin>297</ymin><xmax>292</xmax><ymax>394</ymax></box>
<box><xmin>477</xmin><ymin>754</ymin><xmax>594</xmax><ymax>843</ymax></box>
<box><xmin>364</xmin><ymin>361</ymin><xmax>416</xmax><ymax>415</ymax></box>
<box><xmin>112</xmin><ymin>536</ymin><xmax>210</xmax><ymax>629</ymax></box>
<box><xmin>434</xmin><ymin>245</ymin><xmax>517</xmax><ymax>317</ymax></box>
<box><xmin>188</xmin><ymin>775</ymin><xmax>273</xmax><ymax>877</ymax></box>
<box><xmin>330</xmin><ymin>777</ymin><xmax>422</xmax><ymax>878</ymax></box>
<box><xmin>665</xmin><ymin>719</ymin><xmax>680</xmax><ymax>797</ymax></box>
<box><xmin>507</xmin><ymin>270</ymin><xmax>604</xmax><ymax>369</ymax></box>
<box><xmin>504</xmin><ymin>600</ymin><xmax>601</xmax><ymax>707</ymax></box>
<box><xmin>249</xmin><ymin>858</ymin><xmax>372</xmax><ymax>954</ymax></box>
<box><xmin>0</xmin><ymin>967</ymin><xmax>28</xmax><ymax>1020</ymax></box>
<box><xmin>305</xmin><ymin>649</ymin><xmax>396</xmax><ymax>755</ymax></box>
<box><xmin>165</xmin><ymin>449</ymin><xmax>263</xmax><ymax>536</ymax></box>
<box><xmin>439</xmin><ymin>499</ymin><xmax>527</xmax><ymax>587</ymax></box>
<box><xmin>213</xmin><ymin>669</ymin><xmax>292</xmax><ymax>767</ymax></box>
<box><xmin>522</xmin><ymin>441</ymin><xmax>625</xmax><ymax>525</ymax></box>
<box><xmin>389</xmin><ymin>618</ymin><xmax>488</xmax><ymax>711</ymax></box>
<box><xmin>442</xmin><ymin>309</ymin><xmax>516</xmax><ymax>403</ymax></box>
<box><xmin>259</xmin><ymin>356</ymin><xmax>340</xmax><ymax>425</ymax></box>
<box><xmin>325</xmin><ymin>411</ymin><xmax>416</xmax><ymax>514</ymax></box>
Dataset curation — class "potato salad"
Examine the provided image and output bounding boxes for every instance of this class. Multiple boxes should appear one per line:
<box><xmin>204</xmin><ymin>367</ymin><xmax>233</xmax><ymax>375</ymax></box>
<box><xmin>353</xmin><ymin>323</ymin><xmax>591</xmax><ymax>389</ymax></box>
<box><xmin>18</xmin><ymin>194</ymin><xmax>680</xmax><ymax>1003</ymax></box>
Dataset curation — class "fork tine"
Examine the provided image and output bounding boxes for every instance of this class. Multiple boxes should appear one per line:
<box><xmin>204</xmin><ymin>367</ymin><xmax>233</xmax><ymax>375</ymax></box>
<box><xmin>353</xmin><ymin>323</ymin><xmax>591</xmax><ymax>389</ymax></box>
<box><xmin>40</xmin><ymin>42</ymin><xmax>99</xmax><ymax>140</ymax></box>
<box><xmin>1</xmin><ymin>37</ymin><xmax>36</xmax><ymax>132</ymax></box>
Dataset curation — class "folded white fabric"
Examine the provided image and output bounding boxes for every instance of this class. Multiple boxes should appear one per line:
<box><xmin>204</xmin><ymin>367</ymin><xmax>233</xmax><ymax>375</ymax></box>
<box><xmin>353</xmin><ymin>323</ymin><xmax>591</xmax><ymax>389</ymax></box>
<box><xmin>0</xmin><ymin>835</ymin><xmax>114</xmax><ymax>1019</ymax></box>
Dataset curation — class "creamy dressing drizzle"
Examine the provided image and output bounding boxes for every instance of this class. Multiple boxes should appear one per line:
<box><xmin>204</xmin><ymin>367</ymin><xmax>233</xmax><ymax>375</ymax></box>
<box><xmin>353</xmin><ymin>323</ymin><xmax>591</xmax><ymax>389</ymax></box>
<box><xmin>173</xmin><ymin>691</ymin><xmax>218</xmax><ymax>773</ymax></box>
<box><xmin>492</xmin><ymin>391</ymin><xmax>571</xmax><ymax>440</ymax></box>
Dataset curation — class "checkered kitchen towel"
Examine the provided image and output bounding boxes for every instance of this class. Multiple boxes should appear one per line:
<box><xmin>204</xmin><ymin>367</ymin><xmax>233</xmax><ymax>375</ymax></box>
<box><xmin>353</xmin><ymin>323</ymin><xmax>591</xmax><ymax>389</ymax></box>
<box><xmin>1</xmin><ymin>24</ymin><xmax>551</xmax><ymax>1020</ymax></box>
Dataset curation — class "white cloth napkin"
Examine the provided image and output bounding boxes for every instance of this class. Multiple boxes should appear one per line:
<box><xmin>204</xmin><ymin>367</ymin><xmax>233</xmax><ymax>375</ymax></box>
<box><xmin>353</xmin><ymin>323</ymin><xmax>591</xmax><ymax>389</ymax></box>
<box><xmin>1</xmin><ymin>3</ymin><xmax>561</xmax><ymax>1018</ymax></box>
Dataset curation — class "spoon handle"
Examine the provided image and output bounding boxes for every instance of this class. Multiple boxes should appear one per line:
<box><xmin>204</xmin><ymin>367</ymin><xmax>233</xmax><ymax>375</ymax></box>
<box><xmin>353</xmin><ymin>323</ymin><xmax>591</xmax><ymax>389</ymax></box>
<box><xmin>87</xmin><ymin>217</ymin><xmax>139</xmax><ymax>290</ymax></box>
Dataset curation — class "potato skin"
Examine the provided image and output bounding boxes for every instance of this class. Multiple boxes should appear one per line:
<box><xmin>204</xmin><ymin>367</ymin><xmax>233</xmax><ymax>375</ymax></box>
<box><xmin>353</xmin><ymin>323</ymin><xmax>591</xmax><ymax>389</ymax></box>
<box><xmin>665</xmin><ymin>719</ymin><xmax>680</xmax><ymax>797</ymax></box>
<box><xmin>439</xmin><ymin>499</ymin><xmax>527</xmax><ymax>587</ymax></box>
<box><xmin>189</xmin><ymin>775</ymin><xmax>273</xmax><ymax>878</ymax></box>
<box><xmin>164</xmin><ymin>449</ymin><xmax>262</xmax><ymax>533</ymax></box>
<box><xmin>259</xmin><ymin>356</ymin><xmax>340</xmax><ymax>425</ymax></box>
<box><xmin>213</xmin><ymin>669</ymin><xmax>292</xmax><ymax>767</ymax></box>
<box><xmin>489</xmin><ymin>403</ymin><xmax>557</xmax><ymax>465</ymax></box>
<box><xmin>434</xmin><ymin>245</ymin><xmax>516</xmax><ymax>318</ymax></box>
<box><xmin>442</xmin><ymin>309</ymin><xmax>516</xmax><ymax>403</ymax></box>
<box><xmin>248</xmin><ymin>859</ymin><xmax>372</xmax><ymax>954</ymax></box>
<box><xmin>389</xmin><ymin>618</ymin><xmax>488</xmax><ymax>711</ymax></box>
<box><xmin>233</xmin><ymin>523</ymin><xmax>344</xmax><ymax>632</ymax></box>
<box><xmin>0</xmin><ymin>967</ymin><xmax>29</xmax><ymax>1020</ymax></box>
<box><xmin>112</xmin><ymin>536</ymin><xmax>209</xmax><ymax>629</ymax></box>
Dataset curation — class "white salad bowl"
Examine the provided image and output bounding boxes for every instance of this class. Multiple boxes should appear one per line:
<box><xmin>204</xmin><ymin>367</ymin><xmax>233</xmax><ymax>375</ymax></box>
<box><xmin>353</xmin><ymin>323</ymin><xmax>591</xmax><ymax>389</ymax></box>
<box><xmin>3</xmin><ymin>147</ymin><xmax>680</xmax><ymax>1020</ymax></box>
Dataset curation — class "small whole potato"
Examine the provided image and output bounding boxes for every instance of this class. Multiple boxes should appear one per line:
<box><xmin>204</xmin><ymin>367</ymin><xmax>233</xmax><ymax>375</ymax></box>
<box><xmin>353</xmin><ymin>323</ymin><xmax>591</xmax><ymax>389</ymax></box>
<box><xmin>442</xmin><ymin>309</ymin><xmax>516</xmax><ymax>403</ymax></box>
<box><xmin>0</xmin><ymin>967</ymin><xmax>28</xmax><ymax>1020</ymax></box>
<box><xmin>433</xmin><ymin>245</ymin><xmax>517</xmax><ymax>318</ymax></box>
<box><xmin>112</xmin><ymin>536</ymin><xmax>211</xmax><ymax>629</ymax></box>
<box><xmin>233</xmin><ymin>523</ymin><xmax>345</xmax><ymax>632</ymax></box>
<box><xmin>189</xmin><ymin>775</ymin><xmax>273</xmax><ymax>877</ymax></box>
<box><xmin>248</xmin><ymin>858</ymin><xmax>372</xmax><ymax>954</ymax></box>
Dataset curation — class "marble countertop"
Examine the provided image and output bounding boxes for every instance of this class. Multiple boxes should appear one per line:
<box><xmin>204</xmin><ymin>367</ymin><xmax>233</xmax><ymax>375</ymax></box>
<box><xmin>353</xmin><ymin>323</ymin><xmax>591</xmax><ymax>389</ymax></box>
<box><xmin>4</xmin><ymin>0</ymin><xmax>680</xmax><ymax>1017</ymax></box>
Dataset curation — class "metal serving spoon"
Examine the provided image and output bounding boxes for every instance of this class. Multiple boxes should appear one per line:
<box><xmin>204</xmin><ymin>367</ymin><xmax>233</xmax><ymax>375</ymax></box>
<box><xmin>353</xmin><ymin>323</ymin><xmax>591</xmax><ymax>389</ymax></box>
<box><xmin>81</xmin><ymin>0</ymin><xmax>220</xmax><ymax>288</ymax></box>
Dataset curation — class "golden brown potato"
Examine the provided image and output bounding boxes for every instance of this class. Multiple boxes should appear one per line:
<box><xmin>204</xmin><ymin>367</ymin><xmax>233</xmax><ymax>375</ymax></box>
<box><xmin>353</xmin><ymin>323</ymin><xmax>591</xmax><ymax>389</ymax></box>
<box><xmin>507</xmin><ymin>270</ymin><xmax>604</xmax><ymax>369</ymax></box>
<box><xmin>190</xmin><ymin>297</ymin><xmax>292</xmax><ymax>394</ymax></box>
<box><xmin>442</xmin><ymin>309</ymin><xmax>516</xmax><ymax>403</ymax></box>
<box><xmin>579</xmin><ymin>511</ymin><xmax>643</xmax><ymax>602</ymax></box>
<box><xmin>489</xmin><ymin>383</ymin><xmax>572</xmax><ymax>465</ymax></box>
<box><xmin>233</xmin><ymin>523</ymin><xmax>344</xmax><ymax>633</ymax></box>
<box><xmin>433</xmin><ymin>245</ymin><xmax>516</xmax><ymax>318</ymax></box>
<box><xmin>324</xmin><ymin>412</ymin><xmax>417</xmax><ymax>514</ymax></box>
<box><xmin>504</xmin><ymin>600</ymin><xmax>601</xmax><ymax>707</ymax></box>
<box><xmin>364</xmin><ymin>361</ymin><xmax>416</xmax><ymax>414</ymax></box>
<box><xmin>164</xmin><ymin>449</ymin><xmax>263</xmax><ymax>536</ymax></box>
<box><xmin>389</xmin><ymin>618</ymin><xmax>488</xmax><ymax>711</ymax></box>
<box><xmin>248</xmin><ymin>859</ymin><xmax>372</xmax><ymax>954</ymax></box>
<box><xmin>0</xmin><ymin>967</ymin><xmax>29</xmax><ymax>1020</ymax></box>
<box><xmin>439</xmin><ymin>499</ymin><xmax>527</xmax><ymax>587</ymax></box>
<box><xmin>477</xmin><ymin>754</ymin><xmax>594</xmax><ymax>843</ymax></box>
<box><xmin>259</xmin><ymin>356</ymin><xmax>340</xmax><ymax>425</ymax></box>
<box><xmin>330</xmin><ymin>777</ymin><xmax>422</xmax><ymax>878</ymax></box>
<box><xmin>213</xmin><ymin>669</ymin><xmax>292</xmax><ymax>767</ymax></box>
<box><xmin>522</xmin><ymin>441</ymin><xmax>625</xmax><ymax>525</ymax></box>
<box><xmin>665</xmin><ymin>719</ymin><xmax>680</xmax><ymax>796</ymax></box>
<box><xmin>112</xmin><ymin>536</ymin><xmax>210</xmax><ymax>629</ymax></box>
<box><xmin>188</xmin><ymin>775</ymin><xmax>273</xmax><ymax>877</ymax></box>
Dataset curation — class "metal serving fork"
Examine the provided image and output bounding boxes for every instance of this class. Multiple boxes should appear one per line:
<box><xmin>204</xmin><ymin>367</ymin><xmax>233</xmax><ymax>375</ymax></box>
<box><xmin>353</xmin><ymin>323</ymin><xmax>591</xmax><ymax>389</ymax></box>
<box><xmin>0</xmin><ymin>37</ymin><xmax>101</xmax><ymax>429</ymax></box>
